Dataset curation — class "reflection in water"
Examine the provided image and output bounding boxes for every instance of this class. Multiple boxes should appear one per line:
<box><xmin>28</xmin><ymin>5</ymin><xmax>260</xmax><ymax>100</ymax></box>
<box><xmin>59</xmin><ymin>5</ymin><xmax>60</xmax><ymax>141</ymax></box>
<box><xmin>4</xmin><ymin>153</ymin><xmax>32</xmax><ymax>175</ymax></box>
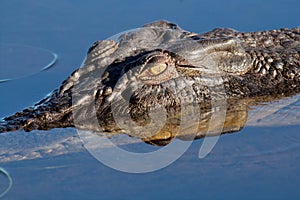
<box><xmin>0</xmin><ymin>44</ymin><xmax>58</xmax><ymax>82</ymax></box>
<box><xmin>95</xmin><ymin>94</ymin><xmax>300</xmax><ymax>146</ymax></box>
<box><xmin>0</xmin><ymin>94</ymin><xmax>299</xmax><ymax>163</ymax></box>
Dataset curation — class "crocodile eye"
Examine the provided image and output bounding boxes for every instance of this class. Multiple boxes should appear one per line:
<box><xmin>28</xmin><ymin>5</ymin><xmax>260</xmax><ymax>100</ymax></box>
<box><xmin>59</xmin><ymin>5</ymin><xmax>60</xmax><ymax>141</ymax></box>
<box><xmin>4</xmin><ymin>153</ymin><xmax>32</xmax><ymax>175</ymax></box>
<box><xmin>147</xmin><ymin>63</ymin><xmax>168</xmax><ymax>76</ymax></box>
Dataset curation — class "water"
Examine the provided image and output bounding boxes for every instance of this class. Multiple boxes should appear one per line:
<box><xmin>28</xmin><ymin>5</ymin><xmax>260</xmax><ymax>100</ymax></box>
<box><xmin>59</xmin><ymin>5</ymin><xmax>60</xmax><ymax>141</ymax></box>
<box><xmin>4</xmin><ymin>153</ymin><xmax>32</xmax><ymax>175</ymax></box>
<box><xmin>0</xmin><ymin>44</ymin><xmax>57</xmax><ymax>82</ymax></box>
<box><xmin>1</xmin><ymin>0</ymin><xmax>300</xmax><ymax>199</ymax></box>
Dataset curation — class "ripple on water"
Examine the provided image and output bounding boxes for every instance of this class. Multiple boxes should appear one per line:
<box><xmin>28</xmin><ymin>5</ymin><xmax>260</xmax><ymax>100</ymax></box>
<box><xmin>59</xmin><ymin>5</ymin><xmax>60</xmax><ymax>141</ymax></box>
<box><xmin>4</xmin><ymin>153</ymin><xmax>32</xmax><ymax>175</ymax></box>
<box><xmin>0</xmin><ymin>44</ymin><xmax>58</xmax><ymax>82</ymax></box>
<box><xmin>0</xmin><ymin>167</ymin><xmax>13</xmax><ymax>198</ymax></box>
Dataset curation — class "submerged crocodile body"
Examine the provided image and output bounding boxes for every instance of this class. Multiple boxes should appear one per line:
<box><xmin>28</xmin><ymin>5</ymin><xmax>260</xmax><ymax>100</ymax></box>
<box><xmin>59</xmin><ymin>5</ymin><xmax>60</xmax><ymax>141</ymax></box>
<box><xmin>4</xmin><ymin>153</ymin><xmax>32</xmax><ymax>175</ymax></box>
<box><xmin>0</xmin><ymin>20</ymin><xmax>299</xmax><ymax>145</ymax></box>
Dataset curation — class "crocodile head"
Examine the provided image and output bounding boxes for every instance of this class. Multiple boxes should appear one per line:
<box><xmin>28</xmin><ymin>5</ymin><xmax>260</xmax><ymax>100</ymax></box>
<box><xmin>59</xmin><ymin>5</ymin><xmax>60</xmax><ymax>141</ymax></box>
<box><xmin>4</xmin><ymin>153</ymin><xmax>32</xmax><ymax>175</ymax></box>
<box><xmin>68</xmin><ymin>21</ymin><xmax>253</xmax><ymax>145</ymax></box>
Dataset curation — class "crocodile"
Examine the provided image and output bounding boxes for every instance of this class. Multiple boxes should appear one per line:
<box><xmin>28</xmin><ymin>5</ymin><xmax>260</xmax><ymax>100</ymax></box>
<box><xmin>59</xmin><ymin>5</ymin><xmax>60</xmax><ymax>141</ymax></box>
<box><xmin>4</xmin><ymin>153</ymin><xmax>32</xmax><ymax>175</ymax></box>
<box><xmin>0</xmin><ymin>20</ymin><xmax>299</xmax><ymax>145</ymax></box>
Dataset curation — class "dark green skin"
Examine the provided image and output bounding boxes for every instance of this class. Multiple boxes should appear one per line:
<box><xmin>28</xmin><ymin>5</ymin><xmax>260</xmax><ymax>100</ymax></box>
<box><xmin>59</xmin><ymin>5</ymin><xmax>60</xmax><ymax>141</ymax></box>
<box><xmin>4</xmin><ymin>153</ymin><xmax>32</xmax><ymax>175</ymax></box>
<box><xmin>0</xmin><ymin>21</ymin><xmax>299</xmax><ymax>144</ymax></box>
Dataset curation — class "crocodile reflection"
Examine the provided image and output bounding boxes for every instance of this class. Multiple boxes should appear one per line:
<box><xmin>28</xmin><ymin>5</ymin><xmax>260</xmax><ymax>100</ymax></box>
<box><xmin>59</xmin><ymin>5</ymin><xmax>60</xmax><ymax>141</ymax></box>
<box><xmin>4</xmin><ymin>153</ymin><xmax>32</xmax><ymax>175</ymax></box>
<box><xmin>0</xmin><ymin>20</ymin><xmax>299</xmax><ymax>147</ymax></box>
<box><xmin>92</xmin><ymin>95</ymin><xmax>299</xmax><ymax>146</ymax></box>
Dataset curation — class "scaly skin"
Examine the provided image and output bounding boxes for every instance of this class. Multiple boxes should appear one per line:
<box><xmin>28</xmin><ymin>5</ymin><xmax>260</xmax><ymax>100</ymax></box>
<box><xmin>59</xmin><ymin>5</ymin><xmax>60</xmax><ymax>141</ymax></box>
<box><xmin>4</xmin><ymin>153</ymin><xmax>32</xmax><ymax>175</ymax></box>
<box><xmin>0</xmin><ymin>21</ymin><xmax>299</xmax><ymax>145</ymax></box>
